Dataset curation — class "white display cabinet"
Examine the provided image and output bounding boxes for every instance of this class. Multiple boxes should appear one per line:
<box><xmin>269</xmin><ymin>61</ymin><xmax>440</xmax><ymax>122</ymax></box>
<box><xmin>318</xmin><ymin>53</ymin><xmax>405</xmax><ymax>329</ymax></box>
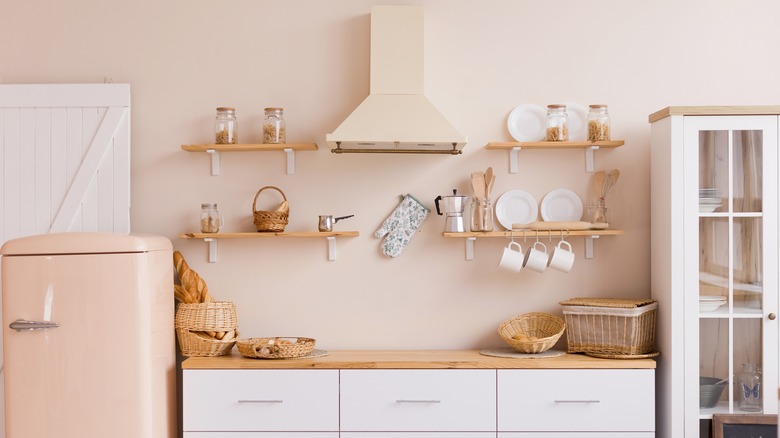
<box><xmin>649</xmin><ymin>106</ymin><xmax>780</xmax><ymax>437</ymax></box>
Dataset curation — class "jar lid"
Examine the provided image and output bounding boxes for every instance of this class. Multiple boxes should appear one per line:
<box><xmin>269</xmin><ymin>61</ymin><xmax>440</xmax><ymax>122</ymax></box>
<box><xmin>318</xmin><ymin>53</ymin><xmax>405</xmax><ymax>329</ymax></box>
<box><xmin>216</xmin><ymin>107</ymin><xmax>235</xmax><ymax>112</ymax></box>
<box><xmin>588</xmin><ymin>104</ymin><xmax>608</xmax><ymax>108</ymax></box>
<box><xmin>201</xmin><ymin>203</ymin><xmax>217</xmax><ymax>208</ymax></box>
<box><xmin>264</xmin><ymin>107</ymin><xmax>284</xmax><ymax>112</ymax></box>
<box><xmin>547</xmin><ymin>104</ymin><xmax>566</xmax><ymax>109</ymax></box>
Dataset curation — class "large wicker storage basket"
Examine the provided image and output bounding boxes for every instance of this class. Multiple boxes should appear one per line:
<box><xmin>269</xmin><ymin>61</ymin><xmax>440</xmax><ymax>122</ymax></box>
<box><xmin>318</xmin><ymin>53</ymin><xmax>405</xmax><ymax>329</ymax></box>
<box><xmin>175</xmin><ymin>301</ymin><xmax>238</xmax><ymax>357</ymax></box>
<box><xmin>252</xmin><ymin>186</ymin><xmax>289</xmax><ymax>232</ymax></box>
<box><xmin>559</xmin><ymin>297</ymin><xmax>657</xmax><ymax>356</ymax></box>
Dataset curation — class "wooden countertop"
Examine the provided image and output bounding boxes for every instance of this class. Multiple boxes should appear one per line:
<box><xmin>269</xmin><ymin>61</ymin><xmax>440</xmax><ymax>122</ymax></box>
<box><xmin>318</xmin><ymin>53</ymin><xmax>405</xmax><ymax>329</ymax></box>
<box><xmin>182</xmin><ymin>350</ymin><xmax>656</xmax><ymax>370</ymax></box>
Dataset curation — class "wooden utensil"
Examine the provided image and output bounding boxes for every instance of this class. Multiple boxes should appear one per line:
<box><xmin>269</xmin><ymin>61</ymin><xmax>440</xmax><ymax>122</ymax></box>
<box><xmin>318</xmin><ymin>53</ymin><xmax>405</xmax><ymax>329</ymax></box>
<box><xmin>471</xmin><ymin>172</ymin><xmax>485</xmax><ymax>198</ymax></box>
<box><xmin>485</xmin><ymin>167</ymin><xmax>494</xmax><ymax>196</ymax></box>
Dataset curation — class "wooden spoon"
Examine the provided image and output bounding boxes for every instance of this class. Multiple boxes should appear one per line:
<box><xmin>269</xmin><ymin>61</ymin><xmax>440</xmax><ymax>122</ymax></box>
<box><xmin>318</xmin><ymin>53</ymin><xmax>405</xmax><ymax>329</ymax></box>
<box><xmin>485</xmin><ymin>167</ymin><xmax>494</xmax><ymax>196</ymax></box>
<box><xmin>593</xmin><ymin>171</ymin><xmax>606</xmax><ymax>198</ymax></box>
<box><xmin>471</xmin><ymin>172</ymin><xmax>485</xmax><ymax>198</ymax></box>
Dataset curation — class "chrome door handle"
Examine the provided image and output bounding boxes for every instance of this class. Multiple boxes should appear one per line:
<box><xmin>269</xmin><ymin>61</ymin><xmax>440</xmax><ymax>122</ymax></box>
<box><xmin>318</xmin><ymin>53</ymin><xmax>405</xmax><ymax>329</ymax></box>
<box><xmin>9</xmin><ymin>319</ymin><xmax>60</xmax><ymax>332</ymax></box>
<box><xmin>395</xmin><ymin>399</ymin><xmax>442</xmax><ymax>404</ymax></box>
<box><xmin>237</xmin><ymin>399</ymin><xmax>283</xmax><ymax>404</ymax></box>
<box><xmin>554</xmin><ymin>399</ymin><xmax>601</xmax><ymax>404</ymax></box>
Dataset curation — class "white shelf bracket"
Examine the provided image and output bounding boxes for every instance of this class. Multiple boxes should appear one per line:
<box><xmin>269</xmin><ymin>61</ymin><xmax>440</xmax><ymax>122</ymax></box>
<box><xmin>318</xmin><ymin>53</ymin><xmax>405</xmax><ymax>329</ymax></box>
<box><xmin>327</xmin><ymin>236</ymin><xmax>337</xmax><ymax>261</ymax></box>
<box><xmin>285</xmin><ymin>147</ymin><xmax>295</xmax><ymax>175</ymax></box>
<box><xmin>465</xmin><ymin>237</ymin><xmax>476</xmax><ymax>261</ymax></box>
<box><xmin>509</xmin><ymin>147</ymin><xmax>521</xmax><ymax>174</ymax></box>
<box><xmin>204</xmin><ymin>237</ymin><xmax>218</xmax><ymax>263</ymax></box>
<box><xmin>585</xmin><ymin>235</ymin><xmax>599</xmax><ymax>259</ymax></box>
<box><xmin>206</xmin><ymin>149</ymin><xmax>220</xmax><ymax>176</ymax></box>
<box><xmin>585</xmin><ymin>145</ymin><xmax>599</xmax><ymax>173</ymax></box>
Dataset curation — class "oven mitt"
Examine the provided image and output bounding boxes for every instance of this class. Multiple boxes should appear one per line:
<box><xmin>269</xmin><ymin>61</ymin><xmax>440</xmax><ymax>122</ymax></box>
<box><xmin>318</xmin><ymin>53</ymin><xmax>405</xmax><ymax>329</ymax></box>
<box><xmin>374</xmin><ymin>194</ymin><xmax>430</xmax><ymax>257</ymax></box>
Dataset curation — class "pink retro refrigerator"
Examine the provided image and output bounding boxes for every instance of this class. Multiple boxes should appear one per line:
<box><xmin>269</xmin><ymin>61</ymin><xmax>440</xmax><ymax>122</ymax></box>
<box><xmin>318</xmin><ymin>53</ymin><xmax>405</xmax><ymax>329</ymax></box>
<box><xmin>0</xmin><ymin>233</ymin><xmax>175</xmax><ymax>438</ymax></box>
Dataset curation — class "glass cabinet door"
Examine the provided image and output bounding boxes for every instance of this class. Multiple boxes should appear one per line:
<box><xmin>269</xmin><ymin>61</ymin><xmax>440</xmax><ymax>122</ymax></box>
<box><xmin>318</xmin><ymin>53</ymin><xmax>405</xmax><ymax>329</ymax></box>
<box><xmin>686</xmin><ymin>117</ymin><xmax>778</xmax><ymax>431</ymax></box>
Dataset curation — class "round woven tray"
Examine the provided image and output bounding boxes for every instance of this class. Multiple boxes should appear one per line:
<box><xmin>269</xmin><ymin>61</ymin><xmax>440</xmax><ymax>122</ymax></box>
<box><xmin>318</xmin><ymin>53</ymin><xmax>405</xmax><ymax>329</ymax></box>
<box><xmin>585</xmin><ymin>351</ymin><xmax>660</xmax><ymax>359</ymax></box>
<box><xmin>237</xmin><ymin>337</ymin><xmax>316</xmax><ymax>359</ymax></box>
<box><xmin>480</xmin><ymin>347</ymin><xmax>566</xmax><ymax>359</ymax></box>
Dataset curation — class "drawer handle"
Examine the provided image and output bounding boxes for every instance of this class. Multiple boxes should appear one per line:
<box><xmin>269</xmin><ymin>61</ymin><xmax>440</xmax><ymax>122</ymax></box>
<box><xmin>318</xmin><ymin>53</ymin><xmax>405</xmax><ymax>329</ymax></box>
<box><xmin>554</xmin><ymin>400</ymin><xmax>601</xmax><ymax>404</ymax></box>
<box><xmin>237</xmin><ymin>399</ymin><xmax>284</xmax><ymax>404</ymax></box>
<box><xmin>395</xmin><ymin>399</ymin><xmax>442</xmax><ymax>404</ymax></box>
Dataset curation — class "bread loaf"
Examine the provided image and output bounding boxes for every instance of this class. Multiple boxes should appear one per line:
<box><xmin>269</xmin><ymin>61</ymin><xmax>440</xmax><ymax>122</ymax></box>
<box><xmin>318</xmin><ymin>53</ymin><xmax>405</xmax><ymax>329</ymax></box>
<box><xmin>173</xmin><ymin>251</ymin><xmax>213</xmax><ymax>303</ymax></box>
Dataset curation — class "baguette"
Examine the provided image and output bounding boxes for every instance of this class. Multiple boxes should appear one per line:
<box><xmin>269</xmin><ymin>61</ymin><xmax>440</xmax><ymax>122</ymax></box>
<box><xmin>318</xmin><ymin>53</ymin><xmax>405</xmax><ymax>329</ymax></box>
<box><xmin>173</xmin><ymin>251</ymin><xmax>214</xmax><ymax>303</ymax></box>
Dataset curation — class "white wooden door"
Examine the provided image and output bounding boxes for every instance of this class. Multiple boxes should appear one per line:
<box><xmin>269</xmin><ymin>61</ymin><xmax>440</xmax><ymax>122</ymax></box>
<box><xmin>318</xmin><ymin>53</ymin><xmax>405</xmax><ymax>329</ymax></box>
<box><xmin>0</xmin><ymin>83</ymin><xmax>131</xmax><ymax>438</ymax></box>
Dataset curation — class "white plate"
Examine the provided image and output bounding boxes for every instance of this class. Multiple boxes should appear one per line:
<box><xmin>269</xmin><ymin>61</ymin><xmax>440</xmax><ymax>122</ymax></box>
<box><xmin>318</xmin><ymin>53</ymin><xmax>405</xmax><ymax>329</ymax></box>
<box><xmin>700</xmin><ymin>301</ymin><xmax>726</xmax><ymax>312</ymax></box>
<box><xmin>565</xmin><ymin>102</ymin><xmax>588</xmax><ymax>141</ymax></box>
<box><xmin>699</xmin><ymin>295</ymin><xmax>727</xmax><ymax>302</ymax></box>
<box><xmin>540</xmin><ymin>188</ymin><xmax>583</xmax><ymax>221</ymax></box>
<box><xmin>507</xmin><ymin>104</ymin><xmax>546</xmax><ymax>142</ymax></box>
<box><xmin>495</xmin><ymin>190</ymin><xmax>539</xmax><ymax>229</ymax></box>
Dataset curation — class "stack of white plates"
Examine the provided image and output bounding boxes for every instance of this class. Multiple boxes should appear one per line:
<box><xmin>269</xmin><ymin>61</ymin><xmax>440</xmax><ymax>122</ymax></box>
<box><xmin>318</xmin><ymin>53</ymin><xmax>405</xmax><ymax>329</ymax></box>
<box><xmin>699</xmin><ymin>295</ymin><xmax>726</xmax><ymax>312</ymax></box>
<box><xmin>699</xmin><ymin>188</ymin><xmax>722</xmax><ymax>213</ymax></box>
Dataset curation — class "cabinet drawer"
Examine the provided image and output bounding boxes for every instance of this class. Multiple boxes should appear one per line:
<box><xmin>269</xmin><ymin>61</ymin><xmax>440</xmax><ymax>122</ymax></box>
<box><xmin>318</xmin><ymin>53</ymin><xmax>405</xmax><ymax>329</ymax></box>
<box><xmin>183</xmin><ymin>370</ymin><xmax>339</xmax><ymax>431</ymax></box>
<box><xmin>340</xmin><ymin>370</ymin><xmax>496</xmax><ymax>431</ymax></box>
<box><xmin>186</xmin><ymin>434</ymin><xmax>338</xmax><ymax>438</ymax></box>
<box><xmin>498</xmin><ymin>433</ymin><xmax>654</xmax><ymax>437</ymax></box>
<box><xmin>343</xmin><ymin>434</ymin><xmax>496</xmax><ymax>438</ymax></box>
<box><xmin>498</xmin><ymin>369</ymin><xmax>654</xmax><ymax>432</ymax></box>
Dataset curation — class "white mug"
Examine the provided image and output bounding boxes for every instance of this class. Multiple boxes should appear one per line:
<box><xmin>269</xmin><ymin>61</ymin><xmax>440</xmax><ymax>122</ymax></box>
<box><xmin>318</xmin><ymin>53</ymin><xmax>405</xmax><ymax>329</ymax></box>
<box><xmin>548</xmin><ymin>240</ymin><xmax>575</xmax><ymax>273</ymax></box>
<box><xmin>498</xmin><ymin>241</ymin><xmax>524</xmax><ymax>273</ymax></box>
<box><xmin>523</xmin><ymin>241</ymin><xmax>548</xmax><ymax>273</ymax></box>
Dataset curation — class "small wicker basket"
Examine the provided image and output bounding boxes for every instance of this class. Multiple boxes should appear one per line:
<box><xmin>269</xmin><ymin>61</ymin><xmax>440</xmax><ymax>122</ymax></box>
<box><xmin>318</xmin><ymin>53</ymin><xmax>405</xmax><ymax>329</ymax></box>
<box><xmin>252</xmin><ymin>186</ymin><xmax>289</xmax><ymax>232</ymax></box>
<box><xmin>498</xmin><ymin>312</ymin><xmax>566</xmax><ymax>354</ymax></box>
<box><xmin>175</xmin><ymin>301</ymin><xmax>238</xmax><ymax>357</ymax></box>
<box><xmin>237</xmin><ymin>337</ymin><xmax>316</xmax><ymax>359</ymax></box>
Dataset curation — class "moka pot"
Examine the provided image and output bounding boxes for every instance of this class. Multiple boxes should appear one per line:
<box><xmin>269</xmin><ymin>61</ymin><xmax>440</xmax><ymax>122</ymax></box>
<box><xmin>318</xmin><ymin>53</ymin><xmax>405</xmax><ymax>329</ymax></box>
<box><xmin>434</xmin><ymin>189</ymin><xmax>468</xmax><ymax>232</ymax></box>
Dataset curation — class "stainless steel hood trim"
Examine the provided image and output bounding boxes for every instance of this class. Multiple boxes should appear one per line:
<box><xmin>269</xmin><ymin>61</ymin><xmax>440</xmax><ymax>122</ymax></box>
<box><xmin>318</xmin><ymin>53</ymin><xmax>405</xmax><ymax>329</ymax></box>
<box><xmin>326</xmin><ymin>5</ymin><xmax>467</xmax><ymax>154</ymax></box>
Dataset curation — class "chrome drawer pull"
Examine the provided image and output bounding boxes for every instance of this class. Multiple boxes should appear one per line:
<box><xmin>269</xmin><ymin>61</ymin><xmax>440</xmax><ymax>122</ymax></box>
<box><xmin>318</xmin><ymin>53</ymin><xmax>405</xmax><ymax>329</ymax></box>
<box><xmin>554</xmin><ymin>399</ymin><xmax>601</xmax><ymax>404</ymax></box>
<box><xmin>395</xmin><ymin>399</ymin><xmax>442</xmax><ymax>404</ymax></box>
<box><xmin>9</xmin><ymin>319</ymin><xmax>60</xmax><ymax>332</ymax></box>
<box><xmin>237</xmin><ymin>399</ymin><xmax>283</xmax><ymax>404</ymax></box>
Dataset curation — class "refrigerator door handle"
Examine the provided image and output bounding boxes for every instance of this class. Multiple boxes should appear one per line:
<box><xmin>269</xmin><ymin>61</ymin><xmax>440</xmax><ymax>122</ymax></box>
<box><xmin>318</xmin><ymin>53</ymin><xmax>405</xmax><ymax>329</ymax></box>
<box><xmin>9</xmin><ymin>319</ymin><xmax>60</xmax><ymax>332</ymax></box>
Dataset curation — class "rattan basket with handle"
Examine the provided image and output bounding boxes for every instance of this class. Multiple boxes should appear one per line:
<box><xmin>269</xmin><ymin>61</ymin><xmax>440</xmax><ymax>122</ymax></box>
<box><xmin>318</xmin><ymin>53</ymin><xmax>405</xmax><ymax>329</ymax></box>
<box><xmin>498</xmin><ymin>312</ymin><xmax>566</xmax><ymax>354</ymax></box>
<box><xmin>174</xmin><ymin>301</ymin><xmax>238</xmax><ymax>357</ymax></box>
<box><xmin>252</xmin><ymin>186</ymin><xmax>290</xmax><ymax>232</ymax></box>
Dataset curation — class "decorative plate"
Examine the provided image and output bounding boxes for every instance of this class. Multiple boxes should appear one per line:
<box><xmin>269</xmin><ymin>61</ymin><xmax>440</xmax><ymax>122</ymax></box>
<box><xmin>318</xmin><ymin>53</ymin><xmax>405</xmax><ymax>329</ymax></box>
<box><xmin>507</xmin><ymin>104</ymin><xmax>546</xmax><ymax>142</ymax></box>
<box><xmin>540</xmin><ymin>188</ymin><xmax>583</xmax><ymax>222</ymax></box>
<box><xmin>495</xmin><ymin>189</ymin><xmax>539</xmax><ymax>229</ymax></box>
<box><xmin>565</xmin><ymin>102</ymin><xmax>588</xmax><ymax>141</ymax></box>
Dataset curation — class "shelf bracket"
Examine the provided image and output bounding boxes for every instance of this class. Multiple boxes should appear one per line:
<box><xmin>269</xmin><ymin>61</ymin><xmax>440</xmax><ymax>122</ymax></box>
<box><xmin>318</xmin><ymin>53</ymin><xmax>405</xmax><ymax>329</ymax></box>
<box><xmin>509</xmin><ymin>147</ymin><xmax>521</xmax><ymax>174</ymax></box>
<box><xmin>465</xmin><ymin>237</ymin><xmax>476</xmax><ymax>261</ymax></box>
<box><xmin>585</xmin><ymin>235</ymin><xmax>599</xmax><ymax>259</ymax></box>
<box><xmin>205</xmin><ymin>149</ymin><xmax>221</xmax><ymax>176</ymax></box>
<box><xmin>585</xmin><ymin>145</ymin><xmax>599</xmax><ymax>173</ymax></box>
<box><xmin>327</xmin><ymin>236</ymin><xmax>337</xmax><ymax>261</ymax></box>
<box><xmin>204</xmin><ymin>237</ymin><xmax>218</xmax><ymax>263</ymax></box>
<box><xmin>284</xmin><ymin>147</ymin><xmax>295</xmax><ymax>175</ymax></box>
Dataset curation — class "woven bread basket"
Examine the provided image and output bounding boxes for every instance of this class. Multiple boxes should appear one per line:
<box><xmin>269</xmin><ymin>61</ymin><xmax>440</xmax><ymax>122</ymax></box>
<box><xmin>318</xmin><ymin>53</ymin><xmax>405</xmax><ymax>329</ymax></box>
<box><xmin>498</xmin><ymin>312</ymin><xmax>566</xmax><ymax>354</ymax></box>
<box><xmin>175</xmin><ymin>301</ymin><xmax>238</xmax><ymax>357</ymax></box>
<box><xmin>252</xmin><ymin>186</ymin><xmax>289</xmax><ymax>232</ymax></box>
<box><xmin>237</xmin><ymin>337</ymin><xmax>316</xmax><ymax>359</ymax></box>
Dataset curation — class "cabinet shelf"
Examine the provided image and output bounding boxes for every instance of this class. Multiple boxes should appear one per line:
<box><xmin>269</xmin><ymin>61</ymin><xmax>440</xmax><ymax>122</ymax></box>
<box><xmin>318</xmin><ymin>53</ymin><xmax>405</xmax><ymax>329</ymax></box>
<box><xmin>485</xmin><ymin>140</ymin><xmax>624</xmax><ymax>173</ymax></box>
<box><xmin>179</xmin><ymin>231</ymin><xmax>359</xmax><ymax>263</ymax></box>
<box><xmin>181</xmin><ymin>143</ymin><xmax>318</xmax><ymax>176</ymax></box>
<box><xmin>442</xmin><ymin>229</ymin><xmax>624</xmax><ymax>261</ymax></box>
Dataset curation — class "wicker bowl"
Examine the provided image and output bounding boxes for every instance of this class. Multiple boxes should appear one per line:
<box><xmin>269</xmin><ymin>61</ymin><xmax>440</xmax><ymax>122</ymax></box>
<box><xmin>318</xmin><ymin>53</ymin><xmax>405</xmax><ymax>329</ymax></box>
<box><xmin>498</xmin><ymin>312</ymin><xmax>566</xmax><ymax>354</ymax></box>
<box><xmin>174</xmin><ymin>301</ymin><xmax>238</xmax><ymax>357</ymax></box>
<box><xmin>237</xmin><ymin>337</ymin><xmax>316</xmax><ymax>359</ymax></box>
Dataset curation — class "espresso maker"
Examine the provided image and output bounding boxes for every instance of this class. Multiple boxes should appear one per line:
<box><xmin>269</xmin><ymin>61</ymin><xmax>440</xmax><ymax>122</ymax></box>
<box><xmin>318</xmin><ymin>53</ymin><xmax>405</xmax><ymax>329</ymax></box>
<box><xmin>434</xmin><ymin>189</ymin><xmax>468</xmax><ymax>232</ymax></box>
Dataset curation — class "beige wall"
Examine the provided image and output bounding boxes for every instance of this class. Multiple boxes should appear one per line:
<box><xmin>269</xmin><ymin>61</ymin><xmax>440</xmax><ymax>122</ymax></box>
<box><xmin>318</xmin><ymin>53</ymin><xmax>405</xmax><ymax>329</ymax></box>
<box><xmin>3</xmin><ymin>0</ymin><xmax>779</xmax><ymax>350</ymax></box>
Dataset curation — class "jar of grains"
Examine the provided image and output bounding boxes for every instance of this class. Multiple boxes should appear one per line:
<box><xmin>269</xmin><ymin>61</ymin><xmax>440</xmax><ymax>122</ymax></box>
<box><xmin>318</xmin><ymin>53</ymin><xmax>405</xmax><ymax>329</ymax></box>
<box><xmin>263</xmin><ymin>107</ymin><xmax>286</xmax><ymax>144</ymax></box>
<box><xmin>587</xmin><ymin>104</ymin><xmax>611</xmax><ymax>141</ymax></box>
<box><xmin>200</xmin><ymin>203</ymin><xmax>223</xmax><ymax>233</ymax></box>
<box><xmin>545</xmin><ymin>104</ymin><xmax>568</xmax><ymax>141</ymax></box>
<box><xmin>214</xmin><ymin>107</ymin><xmax>238</xmax><ymax>144</ymax></box>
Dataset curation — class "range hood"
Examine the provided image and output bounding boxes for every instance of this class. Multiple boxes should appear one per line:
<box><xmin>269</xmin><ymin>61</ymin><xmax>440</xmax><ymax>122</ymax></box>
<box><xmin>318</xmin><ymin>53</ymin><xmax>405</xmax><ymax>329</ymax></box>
<box><xmin>327</xmin><ymin>5</ymin><xmax>467</xmax><ymax>154</ymax></box>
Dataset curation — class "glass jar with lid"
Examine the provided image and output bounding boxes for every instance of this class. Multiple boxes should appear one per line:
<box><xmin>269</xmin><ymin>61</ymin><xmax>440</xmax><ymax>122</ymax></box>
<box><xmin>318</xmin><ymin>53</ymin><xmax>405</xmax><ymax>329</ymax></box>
<box><xmin>263</xmin><ymin>107</ymin><xmax>286</xmax><ymax>144</ymax></box>
<box><xmin>200</xmin><ymin>203</ymin><xmax>223</xmax><ymax>233</ymax></box>
<box><xmin>738</xmin><ymin>363</ymin><xmax>762</xmax><ymax>411</ymax></box>
<box><xmin>214</xmin><ymin>107</ymin><xmax>237</xmax><ymax>144</ymax></box>
<box><xmin>545</xmin><ymin>104</ymin><xmax>568</xmax><ymax>141</ymax></box>
<box><xmin>587</xmin><ymin>104</ymin><xmax>611</xmax><ymax>141</ymax></box>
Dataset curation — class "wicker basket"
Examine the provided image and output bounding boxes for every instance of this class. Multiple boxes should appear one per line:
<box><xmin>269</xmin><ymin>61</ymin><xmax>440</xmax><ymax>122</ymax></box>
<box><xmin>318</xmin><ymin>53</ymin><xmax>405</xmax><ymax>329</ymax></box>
<box><xmin>498</xmin><ymin>312</ymin><xmax>566</xmax><ymax>354</ymax></box>
<box><xmin>559</xmin><ymin>297</ymin><xmax>657</xmax><ymax>356</ymax></box>
<box><xmin>175</xmin><ymin>301</ymin><xmax>238</xmax><ymax>357</ymax></box>
<box><xmin>252</xmin><ymin>186</ymin><xmax>289</xmax><ymax>232</ymax></box>
<box><xmin>237</xmin><ymin>337</ymin><xmax>316</xmax><ymax>359</ymax></box>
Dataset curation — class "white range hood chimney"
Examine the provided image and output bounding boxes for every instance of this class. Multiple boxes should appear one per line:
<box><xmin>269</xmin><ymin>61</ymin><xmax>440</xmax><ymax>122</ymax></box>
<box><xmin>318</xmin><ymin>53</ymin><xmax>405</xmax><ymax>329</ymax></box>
<box><xmin>327</xmin><ymin>5</ymin><xmax>467</xmax><ymax>154</ymax></box>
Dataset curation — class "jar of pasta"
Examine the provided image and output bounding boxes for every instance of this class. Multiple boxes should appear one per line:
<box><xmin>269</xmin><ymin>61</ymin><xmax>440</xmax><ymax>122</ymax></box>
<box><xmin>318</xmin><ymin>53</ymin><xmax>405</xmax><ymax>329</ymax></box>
<box><xmin>214</xmin><ymin>107</ymin><xmax>237</xmax><ymax>144</ymax></box>
<box><xmin>200</xmin><ymin>203</ymin><xmax>223</xmax><ymax>233</ymax></box>
<box><xmin>263</xmin><ymin>107</ymin><xmax>286</xmax><ymax>144</ymax></box>
<box><xmin>587</xmin><ymin>104</ymin><xmax>610</xmax><ymax>141</ymax></box>
<box><xmin>545</xmin><ymin>104</ymin><xmax>568</xmax><ymax>141</ymax></box>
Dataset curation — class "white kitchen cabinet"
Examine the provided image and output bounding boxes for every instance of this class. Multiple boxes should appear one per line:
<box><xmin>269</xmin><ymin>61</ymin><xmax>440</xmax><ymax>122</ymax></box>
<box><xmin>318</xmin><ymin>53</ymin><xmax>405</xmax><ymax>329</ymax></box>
<box><xmin>183</xmin><ymin>369</ymin><xmax>339</xmax><ymax>434</ymax></box>
<box><xmin>182</xmin><ymin>350</ymin><xmax>655</xmax><ymax>436</ymax></box>
<box><xmin>498</xmin><ymin>369</ymin><xmax>654</xmax><ymax>433</ymax></box>
<box><xmin>650</xmin><ymin>106</ymin><xmax>780</xmax><ymax>437</ymax></box>
<box><xmin>340</xmin><ymin>370</ymin><xmax>495</xmax><ymax>432</ymax></box>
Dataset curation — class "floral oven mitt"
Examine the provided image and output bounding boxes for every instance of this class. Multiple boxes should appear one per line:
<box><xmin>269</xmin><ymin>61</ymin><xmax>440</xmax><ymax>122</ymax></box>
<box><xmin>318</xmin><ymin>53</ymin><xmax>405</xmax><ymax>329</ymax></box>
<box><xmin>374</xmin><ymin>194</ymin><xmax>430</xmax><ymax>258</ymax></box>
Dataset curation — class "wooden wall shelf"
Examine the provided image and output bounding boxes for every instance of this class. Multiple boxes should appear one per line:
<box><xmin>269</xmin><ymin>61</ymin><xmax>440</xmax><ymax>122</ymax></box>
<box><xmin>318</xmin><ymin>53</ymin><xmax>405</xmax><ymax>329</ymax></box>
<box><xmin>485</xmin><ymin>140</ymin><xmax>624</xmax><ymax>173</ymax></box>
<box><xmin>181</xmin><ymin>143</ymin><xmax>318</xmax><ymax>175</ymax></box>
